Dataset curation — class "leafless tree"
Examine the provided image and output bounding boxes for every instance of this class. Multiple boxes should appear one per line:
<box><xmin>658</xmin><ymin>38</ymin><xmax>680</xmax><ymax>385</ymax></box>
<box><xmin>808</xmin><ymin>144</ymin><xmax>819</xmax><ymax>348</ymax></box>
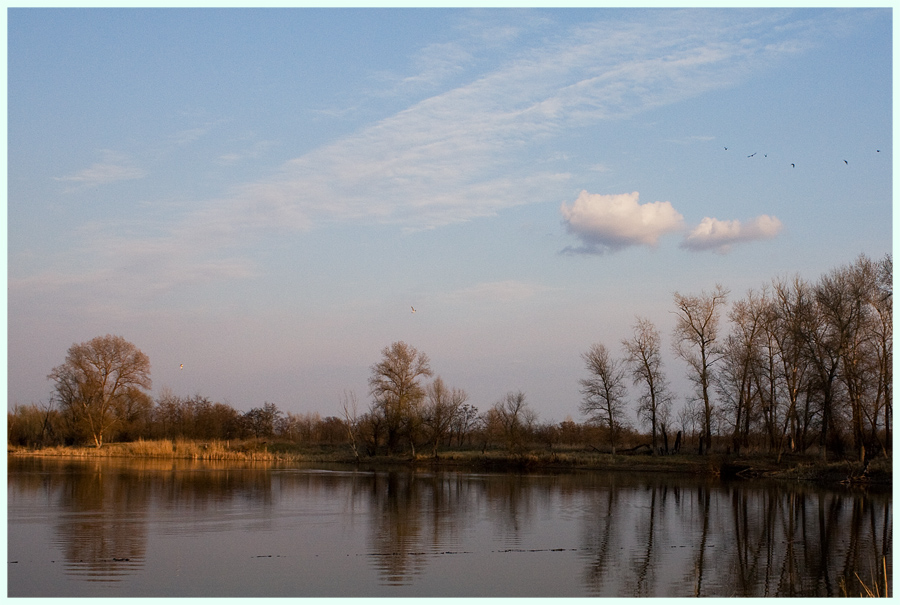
<box><xmin>492</xmin><ymin>390</ymin><xmax>537</xmax><ymax>454</ymax></box>
<box><xmin>368</xmin><ymin>341</ymin><xmax>433</xmax><ymax>455</ymax></box>
<box><xmin>622</xmin><ymin>317</ymin><xmax>672</xmax><ymax>455</ymax></box>
<box><xmin>579</xmin><ymin>343</ymin><xmax>628</xmax><ymax>454</ymax></box>
<box><xmin>243</xmin><ymin>402</ymin><xmax>281</xmax><ymax>439</ymax></box>
<box><xmin>451</xmin><ymin>402</ymin><xmax>479</xmax><ymax>447</ymax></box>
<box><xmin>423</xmin><ymin>377</ymin><xmax>467</xmax><ymax>458</ymax></box>
<box><xmin>672</xmin><ymin>285</ymin><xmax>729</xmax><ymax>454</ymax></box>
<box><xmin>48</xmin><ymin>334</ymin><xmax>152</xmax><ymax>448</ymax></box>
<box><xmin>717</xmin><ymin>288</ymin><xmax>769</xmax><ymax>454</ymax></box>
<box><xmin>770</xmin><ymin>276</ymin><xmax>815</xmax><ymax>455</ymax></box>
<box><xmin>340</xmin><ymin>390</ymin><xmax>361</xmax><ymax>462</ymax></box>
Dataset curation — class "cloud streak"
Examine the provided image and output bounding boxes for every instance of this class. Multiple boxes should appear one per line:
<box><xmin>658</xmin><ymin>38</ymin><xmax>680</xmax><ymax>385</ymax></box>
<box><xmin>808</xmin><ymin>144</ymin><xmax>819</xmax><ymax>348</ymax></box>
<box><xmin>681</xmin><ymin>215</ymin><xmax>783</xmax><ymax>253</ymax></box>
<box><xmin>33</xmin><ymin>10</ymin><xmax>813</xmax><ymax>300</ymax></box>
<box><xmin>54</xmin><ymin>151</ymin><xmax>147</xmax><ymax>189</ymax></box>
<box><xmin>206</xmin><ymin>10</ymin><xmax>809</xmax><ymax>233</ymax></box>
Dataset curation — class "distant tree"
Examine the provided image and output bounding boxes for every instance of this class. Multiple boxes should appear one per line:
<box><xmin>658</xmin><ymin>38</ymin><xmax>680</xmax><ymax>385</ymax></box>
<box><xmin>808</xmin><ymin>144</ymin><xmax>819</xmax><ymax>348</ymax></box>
<box><xmin>622</xmin><ymin>317</ymin><xmax>672</xmax><ymax>455</ymax></box>
<box><xmin>48</xmin><ymin>334</ymin><xmax>152</xmax><ymax>448</ymax></box>
<box><xmin>451</xmin><ymin>403</ymin><xmax>479</xmax><ymax>447</ymax></box>
<box><xmin>340</xmin><ymin>390</ymin><xmax>362</xmax><ymax>462</ymax></box>
<box><xmin>579</xmin><ymin>343</ymin><xmax>628</xmax><ymax>454</ymax></box>
<box><xmin>243</xmin><ymin>402</ymin><xmax>281</xmax><ymax>439</ymax></box>
<box><xmin>492</xmin><ymin>391</ymin><xmax>536</xmax><ymax>454</ymax></box>
<box><xmin>368</xmin><ymin>341</ymin><xmax>433</xmax><ymax>455</ymax></box>
<box><xmin>8</xmin><ymin>402</ymin><xmax>62</xmax><ymax>448</ymax></box>
<box><xmin>672</xmin><ymin>285</ymin><xmax>729</xmax><ymax>454</ymax></box>
<box><xmin>423</xmin><ymin>377</ymin><xmax>467</xmax><ymax>458</ymax></box>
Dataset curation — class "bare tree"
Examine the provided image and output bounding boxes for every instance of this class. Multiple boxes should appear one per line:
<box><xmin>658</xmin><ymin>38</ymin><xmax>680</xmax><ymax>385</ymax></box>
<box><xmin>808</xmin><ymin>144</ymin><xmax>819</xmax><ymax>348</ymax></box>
<box><xmin>340</xmin><ymin>390</ymin><xmax>361</xmax><ymax>462</ymax></box>
<box><xmin>451</xmin><ymin>403</ymin><xmax>479</xmax><ymax>447</ymax></box>
<box><xmin>672</xmin><ymin>285</ymin><xmax>729</xmax><ymax>454</ymax></box>
<box><xmin>368</xmin><ymin>341</ymin><xmax>433</xmax><ymax>455</ymax></box>
<box><xmin>48</xmin><ymin>334</ymin><xmax>152</xmax><ymax>448</ymax></box>
<box><xmin>871</xmin><ymin>255</ymin><xmax>892</xmax><ymax>455</ymax></box>
<box><xmin>243</xmin><ymin>402</ymin><xmax>281</xmax><ymax>439</ymax></box>
<box><xmin>423</xmin><ymin>377</ymin><xmax>467</xmax><ymax>458</ymax></box>
<box><xmin>622</xmin><ymin>318</ymin><xmax>672</xmax><ymax>455</ymax></box>
<box><xmin>579</xmin><ymin>343</ymin><xmax>628</xmax><ymax>454</ymax></box>
<box><xmin>717</xmin><ymin>288</ymin><xmax>769</xmax><ymax>455</ymax></box>
<box><xmin>492</xmin><ymin>391</ymin><xmax>537</xmax><ymax>454</ymax></box>
<box><xmin>770</xmin><ymin>275</ymin><xmax>815</xmax><ymax>455</ymax></box>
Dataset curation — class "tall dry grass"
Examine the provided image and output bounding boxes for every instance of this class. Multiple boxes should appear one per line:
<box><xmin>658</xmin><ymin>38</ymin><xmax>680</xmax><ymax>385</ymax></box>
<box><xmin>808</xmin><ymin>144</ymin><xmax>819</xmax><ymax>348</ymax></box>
<box><xmin>840</xmin><ymin>557</ymin><xmax>890</xmax><ymax>597</ymax></box>
<box><xmin>10</xmin><ymin>439</ymin><xmax>307</xmax><ymax>462</ymax></box>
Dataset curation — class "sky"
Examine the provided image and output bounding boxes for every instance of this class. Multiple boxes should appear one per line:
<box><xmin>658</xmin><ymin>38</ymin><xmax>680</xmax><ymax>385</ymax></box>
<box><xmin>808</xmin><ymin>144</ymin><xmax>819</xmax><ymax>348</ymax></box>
<box><xmin>7</xmin><ymin>7</ymin><xmax>893</xmax><ymax>425</ymax></box>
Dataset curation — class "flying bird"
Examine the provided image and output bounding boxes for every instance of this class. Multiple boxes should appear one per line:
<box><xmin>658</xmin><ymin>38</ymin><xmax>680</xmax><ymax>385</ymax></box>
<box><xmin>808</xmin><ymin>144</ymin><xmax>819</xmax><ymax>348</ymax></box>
<box><xmin>844</xmin><ymin>160</ymin><xmax>849</xmax><ymax>164</ymax></box>
<box><xmin>791</xmin><ymin>163</ymin><xmax>795</xmax><ymax>168</ymax></box>
<box><xmin>411</xmin><ymin>306</ymin><xmax>416</xmax><ymax>313</ymax></box>
<box><xmin>748</xmin><ymin>152</ymin><xmax>756</xmax><ymax>158</ymax></box>
<box><xmin>180</xmin><ymin>364</ymin><xmax>183</xmax><ymax>370</ymax></box>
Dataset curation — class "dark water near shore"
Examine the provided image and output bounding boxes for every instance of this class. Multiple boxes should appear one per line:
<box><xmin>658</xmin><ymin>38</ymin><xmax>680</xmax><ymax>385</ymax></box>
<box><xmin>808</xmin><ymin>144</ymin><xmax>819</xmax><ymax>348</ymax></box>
<box><xmin>7</xmin><ymin>456</ymin><xmax>891</xmax><ymax>597</ymax></box>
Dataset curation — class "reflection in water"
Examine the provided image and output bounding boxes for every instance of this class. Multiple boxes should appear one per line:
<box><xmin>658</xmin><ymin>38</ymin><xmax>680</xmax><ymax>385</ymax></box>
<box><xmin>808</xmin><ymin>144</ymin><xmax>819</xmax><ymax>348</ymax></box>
<box><xmin>7</xmin><ymin>457</ymin><xmax>891</xmax><ymax>597</ymax></box>
<box><xmin>53</xmin><ymin>460</ymin><xmax>149</xmax><ymax>582</ymax></box>
<box><xmin>576</xmin><ymin>475</ymin><xmax>892</xmax><ymax>597</ymax></box>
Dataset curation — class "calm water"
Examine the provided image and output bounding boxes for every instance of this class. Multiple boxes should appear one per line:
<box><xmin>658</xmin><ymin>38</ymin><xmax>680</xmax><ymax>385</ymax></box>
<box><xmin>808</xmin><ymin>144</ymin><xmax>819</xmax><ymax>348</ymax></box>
<box><xmin>7</xmin><ymin>456</ymin><xmax>892</xmax><ymax>597</ymax></box>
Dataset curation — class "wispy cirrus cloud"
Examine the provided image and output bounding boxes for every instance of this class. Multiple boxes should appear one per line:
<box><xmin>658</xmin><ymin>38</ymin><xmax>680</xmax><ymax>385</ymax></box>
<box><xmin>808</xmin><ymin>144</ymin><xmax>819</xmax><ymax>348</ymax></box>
<box><xmin>205</xmin><ymin>10</ymin><xmax>811</xmax><ymax>234</ymax></box>
<box><xmin>37</xmin><ymin>10</ymin><xmax>813</xmax><ymax>299</ymax></box>
<box><xmin>54</xmin><ymin>151</ymin><xmax>146</xmax><ymax>189</ymax></box>
<box><xmin>681</xmin><ymin>215</ymin><xmax>783</xmax><ymax>253</ymax></box>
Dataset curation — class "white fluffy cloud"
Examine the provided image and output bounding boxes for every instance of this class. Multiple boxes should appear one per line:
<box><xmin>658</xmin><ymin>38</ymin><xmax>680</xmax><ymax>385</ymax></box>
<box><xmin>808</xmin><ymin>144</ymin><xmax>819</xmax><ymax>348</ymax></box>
<box><xmin>681</xmin><ymin>215</ymin><xmax>783</xmax><ymax>253</ymax></box>
<box><xmin>560</xmin><ymin>190</ymin><xmax>685</xmax><ymax>253</ymax></box>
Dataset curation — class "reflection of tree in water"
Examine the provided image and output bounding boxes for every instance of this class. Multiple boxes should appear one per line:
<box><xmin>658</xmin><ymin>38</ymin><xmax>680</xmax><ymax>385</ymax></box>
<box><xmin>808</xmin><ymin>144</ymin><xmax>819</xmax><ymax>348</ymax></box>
<box><xmin>479</xmin><ymin>473</ymin><xmax>539</xmax><ymax>548</ymax></box>
<box><xmin>365</xmin><ymin>471</ymin><xmax>474</xmax><ymax>585</ymax></box>
<box><xmin>30</xmin><ymin>458</ymin><xmax>278</xmax><ymax>582</ymax></box>
<box><xmin>364</xmin><ymin>471</ymin><xmax>550</xmax><ymax>586</ymax></box>
<box><xmin>577</xmin><ymin>474</ymin><xmax>891</xmax><ymax>597</ymax></box>
<box><xmin>628</xmin><ymin>484</ymin><xmax>659</xmax><ymax>597</ymax></box>
<box><xmin>53</xmin><ymin>460</ymin><xmax>149</xmax><ymax>581</ymax></box>
<box><xmin>368</xmin><ymin>472</ymin><xmax>428</xmax><ymax>584</ymax></box>
<box><xmin>580</xmin><ymin>486</ymin><xmax>619</xmax><ymax>594</ymax></box>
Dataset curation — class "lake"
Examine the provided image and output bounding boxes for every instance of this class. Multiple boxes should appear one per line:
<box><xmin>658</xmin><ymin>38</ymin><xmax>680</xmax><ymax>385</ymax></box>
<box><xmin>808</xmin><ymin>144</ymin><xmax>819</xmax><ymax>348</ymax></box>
<box><xmin>7</xmin><ymin>456</ymin><xmax>891</xmax><ymax>597</ymax></box>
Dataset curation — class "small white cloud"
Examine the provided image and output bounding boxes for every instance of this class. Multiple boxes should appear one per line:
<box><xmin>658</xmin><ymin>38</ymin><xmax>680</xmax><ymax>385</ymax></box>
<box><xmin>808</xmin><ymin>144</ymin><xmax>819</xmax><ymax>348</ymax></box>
<box><xmin>560</xmin><ymin>190</ymin><xmax>684</xmax><ymax>254</ymax></box>
<box><xmin>681</xmin><ymin>214</ymin><xmax>783</xmax><ymax>253</ymax></box>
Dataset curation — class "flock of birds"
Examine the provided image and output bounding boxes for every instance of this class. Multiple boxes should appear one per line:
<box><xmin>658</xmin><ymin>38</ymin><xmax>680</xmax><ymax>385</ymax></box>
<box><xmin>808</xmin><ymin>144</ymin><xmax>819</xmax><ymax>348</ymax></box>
<box><xmin>723</xmin><ymin>146</ymin><xmax>882</xmax><ymax>168</ymax></box>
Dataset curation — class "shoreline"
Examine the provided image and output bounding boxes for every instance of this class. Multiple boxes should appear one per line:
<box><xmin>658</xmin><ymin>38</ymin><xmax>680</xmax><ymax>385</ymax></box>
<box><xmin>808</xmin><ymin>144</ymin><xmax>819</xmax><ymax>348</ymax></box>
<box><xmin>8</xmin><ymin>440</ymin><xmax>892</xmax><ymax>487</ymax></box>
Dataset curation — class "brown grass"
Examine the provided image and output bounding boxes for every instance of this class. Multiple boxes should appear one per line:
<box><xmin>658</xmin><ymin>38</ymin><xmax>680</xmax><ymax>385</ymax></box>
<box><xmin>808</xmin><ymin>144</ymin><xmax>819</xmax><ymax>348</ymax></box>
<box><xmin>840</xmin><ymin>557</ymin><xmax>890</xmax><ymax>597</ymax></box>
<box><xmin>8</xmin><ymin>439</ymin><xmax>307</xmax><ymax>462</ymax></box>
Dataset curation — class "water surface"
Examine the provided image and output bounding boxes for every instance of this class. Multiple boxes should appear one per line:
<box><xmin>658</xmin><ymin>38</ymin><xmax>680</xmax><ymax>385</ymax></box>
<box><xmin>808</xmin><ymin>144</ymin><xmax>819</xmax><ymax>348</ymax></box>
<box><xmin>7</xmin><ymin>456</ymin><xmax>891</xmax><ymax>597</ymax></box>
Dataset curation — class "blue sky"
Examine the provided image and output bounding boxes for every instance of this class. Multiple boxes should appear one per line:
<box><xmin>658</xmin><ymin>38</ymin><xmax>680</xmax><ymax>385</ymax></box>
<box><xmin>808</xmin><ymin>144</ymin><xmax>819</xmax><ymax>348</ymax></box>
<box><xmin>8</xmin><ymin>8</ymin><xmax>892</xmax><ymax>424</ymax></box>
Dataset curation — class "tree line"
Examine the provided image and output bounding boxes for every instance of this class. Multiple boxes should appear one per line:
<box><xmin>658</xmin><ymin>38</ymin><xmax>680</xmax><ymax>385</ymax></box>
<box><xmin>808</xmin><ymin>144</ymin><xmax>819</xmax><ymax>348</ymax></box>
<box><xmin>8</xmin><ymin>254</ymin><xmax>891</xmax><ymax>462</ymax></box>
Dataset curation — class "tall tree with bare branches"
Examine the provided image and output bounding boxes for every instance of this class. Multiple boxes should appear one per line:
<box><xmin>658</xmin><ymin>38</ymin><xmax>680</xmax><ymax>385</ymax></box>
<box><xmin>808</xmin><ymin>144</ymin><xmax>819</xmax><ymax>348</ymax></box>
<box><xmin>580</xmin><ymin>343</ymin><xmax>628</xmax><ymax>454</ymax></box>
<box><xmin>672</xmin><ymin>285</ymin><xmax>729</xmax><ymax>454</ymax></box>
<box><xmin>622</xmin><ymin>317</ymin><xmax>672</xmax><ymax>455</ymax></box>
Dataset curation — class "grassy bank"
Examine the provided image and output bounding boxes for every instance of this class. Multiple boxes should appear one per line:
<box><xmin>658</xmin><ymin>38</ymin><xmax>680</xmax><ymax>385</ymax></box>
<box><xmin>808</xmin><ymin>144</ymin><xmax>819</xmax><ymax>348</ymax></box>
<box><xmin>7</xmin><ymin>439</ymin><xmax>891</xmax><ymax>485</ymax></box>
